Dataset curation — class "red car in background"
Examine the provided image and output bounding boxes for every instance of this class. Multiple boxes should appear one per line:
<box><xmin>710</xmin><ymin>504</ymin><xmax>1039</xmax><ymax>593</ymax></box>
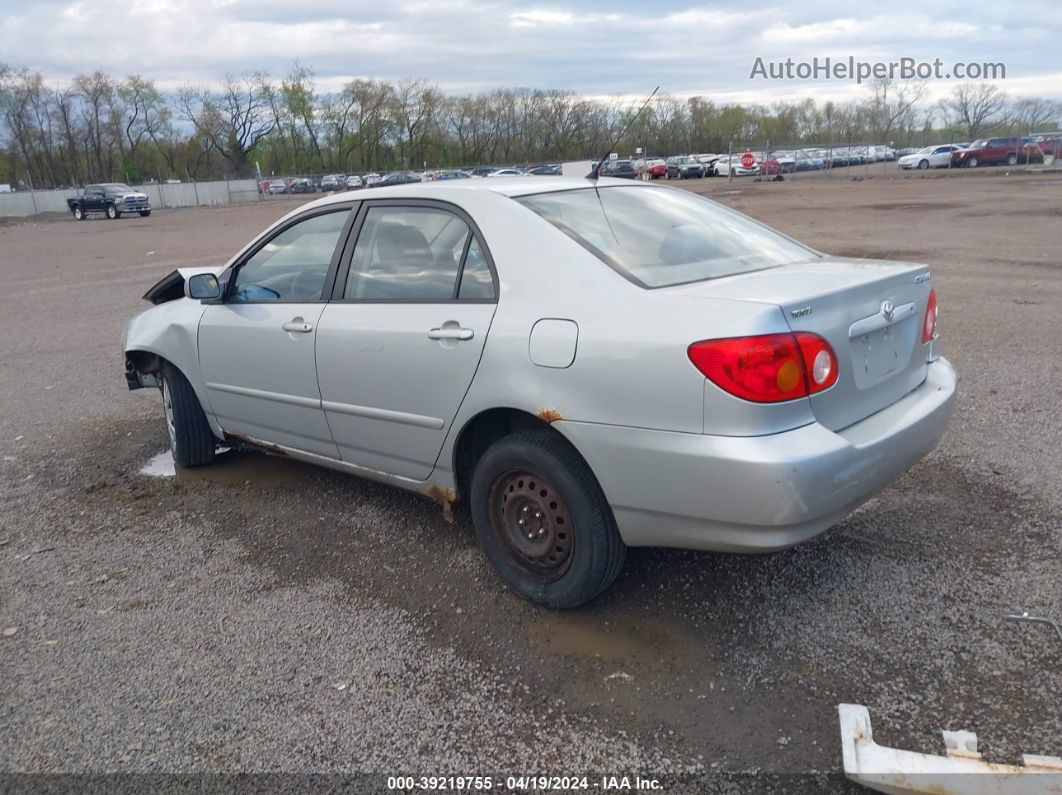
<box><xmin>951</xmin><ymin>137</ymin><xmax>1044</xmax><ymax>167</ymax></box>
<box><xmin>1031</xmin><ymin>135</ymin><xmax>1061</xmax><ymax>157</ymax></box>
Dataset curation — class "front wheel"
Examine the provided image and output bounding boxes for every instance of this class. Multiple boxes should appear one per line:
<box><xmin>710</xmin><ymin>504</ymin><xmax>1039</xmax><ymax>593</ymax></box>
<box><xmin>1006</xmin><ymin>154</ymin><xmax>1017</xmax><ymax>166</ymax></box>
<box><xmin>139</xmin><ymin>210</ymin><xmax>151</xmax><ymax>217</ymax></box>
<box><xmin>967</xmin><ymin>156</ymin><xmax>979</xmax><ymax>168</ymax></box>
<box><xmin>160</xmin><ymin>363</ymin><xmax>216</xmax><ymax>468</ymax></box>
<box><xmin>470</xmin><ymin>429</ymin><xmax>625</xmax><ymax>608</ymax></box>
<box><xmin>106</xmin><ymin>204</ymin><xmax>119</xmax><ymax>219</ymax></box>
<box><xmin>918</xmin><ymin>159</ymin><xmax>929</xmax><ymax>170</ymax></box>
<box><xmin>72</xmin><ymin>205</ymin><xmax>84</xmax><ymax>221</ymax></box>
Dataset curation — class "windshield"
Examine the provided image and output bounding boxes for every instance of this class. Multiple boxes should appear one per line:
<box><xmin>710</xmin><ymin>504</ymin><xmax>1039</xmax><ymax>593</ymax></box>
<box><xmin>968</xmin><ymin>140</ymin><xmax>987</xmax><ymax>148</ymax></box>
<box><xmin>516</xmin><ymin>186</ymin><xmax>818</xmax><ymax>288</ymax></box>
<box><xmin>105</xmin><ymin>184</ymin><xmax>134</xmax><ymax>194</ymax></box>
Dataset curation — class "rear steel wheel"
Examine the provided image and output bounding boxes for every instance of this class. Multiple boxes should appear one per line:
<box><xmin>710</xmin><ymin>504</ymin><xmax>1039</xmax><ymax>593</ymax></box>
<box><xmin>470</xmin><ymin>429</ymin><xmax>625</xmax><ymax>608</ymax></box>
<box><xmin>488</xmin><ymin>469</ymin><xmax>574</xmax><ymax>582</ymax></box>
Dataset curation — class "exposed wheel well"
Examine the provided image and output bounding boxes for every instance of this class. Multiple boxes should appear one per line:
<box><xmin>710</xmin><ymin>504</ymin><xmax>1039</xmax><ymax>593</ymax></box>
<box><xmin>126</xmin><ymin>349</ymin><xmax>163</xmax><ymax>376</ymax></box>
<box><xmin>452</xmin><ymin>408</ymin><xmax>573</xmax><ymax>501</ymax></box>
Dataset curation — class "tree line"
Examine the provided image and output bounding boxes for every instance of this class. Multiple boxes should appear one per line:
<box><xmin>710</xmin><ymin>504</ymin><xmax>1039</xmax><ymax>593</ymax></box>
<box><xmin>1</xmin><ymin>61</ymin><xmax>1059</xmax><ymax>189</ymax></box>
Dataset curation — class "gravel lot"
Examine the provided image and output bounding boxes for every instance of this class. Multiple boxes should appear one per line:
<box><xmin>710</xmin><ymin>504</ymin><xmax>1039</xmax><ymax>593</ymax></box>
<box><xmin>1</xmin><ymin>173</ymin><xmax>1059</xmax><ymax>789</ymax></box>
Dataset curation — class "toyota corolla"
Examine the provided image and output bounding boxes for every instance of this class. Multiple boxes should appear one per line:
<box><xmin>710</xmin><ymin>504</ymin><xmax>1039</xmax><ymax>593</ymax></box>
<box><xmin>123</xmin><ymin>178</ymin><xmax>956</xmax><ymax>608</ymax></box>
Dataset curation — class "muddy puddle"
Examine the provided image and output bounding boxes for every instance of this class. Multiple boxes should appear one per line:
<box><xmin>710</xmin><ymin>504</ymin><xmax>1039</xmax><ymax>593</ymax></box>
<box><xmin>527</xmin><ymin>611</ymin><xmax>708</xmax><ymax>673</ymax></box>
<box><xmin>139</xmin><ymin>448</ymin><xmax>313</xmax><ymax>487</ymax></box>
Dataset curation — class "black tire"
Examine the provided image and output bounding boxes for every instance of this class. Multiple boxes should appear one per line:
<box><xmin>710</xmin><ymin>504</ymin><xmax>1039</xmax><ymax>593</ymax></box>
<box><xmin>139</xmin><ymin>210</ymin><xmax>151</xmax><ymax>217</ymax></box>
<box><xmin>106</xmin><ymin>204</ymin><xmax>119</xmax><ymax>219</ymax></box>
<box><xmin>918</xmin><ymin>159</ymin><xmax>929</xmax><ymax>170</ymax></box>
<box><xmin>470</xmin><ymin>429</ymin><xmax>625</xmax><ymax>608</ymax></box>
<box><xmin>967</xmin><ymin>156</ymin><xmax>978</xmax><ymax>168</ymax></box>
<box><xmin>72</xmin><ymin>205</ymin><xmax>84</xmax><ymax>221</ymax></box>
<box><xmin>1006</xmin><ymin>154</ymin><xmax>1017</xmax><ymax>166</ymax></box>
<box><xmin>160</xmin><ymin>362</ymin><xmax>216</xmax><ymax>468</ymax></box>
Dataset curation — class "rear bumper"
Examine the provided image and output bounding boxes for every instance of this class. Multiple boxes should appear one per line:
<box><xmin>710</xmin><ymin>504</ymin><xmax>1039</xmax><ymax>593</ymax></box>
<box><xmin>557</xmin><ymin>357</ymin><xmax>956</xmax><ymax>552</ymax></box>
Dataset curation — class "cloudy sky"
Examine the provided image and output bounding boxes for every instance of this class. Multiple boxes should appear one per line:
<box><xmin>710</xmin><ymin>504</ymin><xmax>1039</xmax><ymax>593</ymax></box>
<box><xmin>2</xmin><ymin>0</ymin><xmax>1060</xmax><ymax>103</ymax></box>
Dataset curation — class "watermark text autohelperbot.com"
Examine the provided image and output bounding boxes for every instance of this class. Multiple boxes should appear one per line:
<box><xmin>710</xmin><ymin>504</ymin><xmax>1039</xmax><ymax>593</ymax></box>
<box><xmin>750</xmin><ymin>56</ymin><xmax>1006</xmax><ymax>83</ymax></box>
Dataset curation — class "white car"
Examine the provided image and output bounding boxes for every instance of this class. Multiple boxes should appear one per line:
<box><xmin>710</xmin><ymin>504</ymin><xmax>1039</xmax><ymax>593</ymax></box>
<box><xmin>897</xmin><ymin>145</ymin><xmax>960</xmax><ymax>170</ymax></box>
<box><xmin>124</xmin><ymin>178</ymin><xmax>954</xmax><ymax>607</ymax></box>
<box><xmin>487</xmin><ymin>168</ymin><xmax>525</xmax><ymax>177</ymax></box>
<box><xmin>713</xmin><ymin>156</ymin><xmax>760</xmax><ymax>177</ymax></box>
<box><xmin>346</xmin><ymin>175</ymin><xmax>364</xmax><ymax>189</ymax></box>
<box><xmin>363</xmin><ymin>173</ymin><xmax>383</xmax><ymax>187</ymax></box>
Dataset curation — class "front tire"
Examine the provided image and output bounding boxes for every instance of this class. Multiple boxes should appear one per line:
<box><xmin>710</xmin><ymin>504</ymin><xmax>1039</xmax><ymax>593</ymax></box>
<box><xmin>139</xmin><ymin>210</ymin><xmax>151</xmax><ymax>217</ymax></box>
<box><xmin>470</xmin><ymin>429</ymin><xmax>625</xmax><ymax>608</ymax></box>
<box><xmin>967</xmin><ymin>156</ymin><xmax>979</xmax><ymax>168</ymax></box>
<box><xmin>106</xmin><ymin>204</ymin><xmax>119</xmax><ymax>219</ymax></box>
<box><xmin>72</xmin><ymin>206</ymin><xmax>84</xmax><ymax>221</ymax></box>
<box><xmin>918</xmin><ymin>159</ymin><xmax>929</xmax><ymax>170</ymax></box>
<box><xmin>160</xmin><ymin>363</ymin><xmax>216</xmax><ymax>468</ymax></box>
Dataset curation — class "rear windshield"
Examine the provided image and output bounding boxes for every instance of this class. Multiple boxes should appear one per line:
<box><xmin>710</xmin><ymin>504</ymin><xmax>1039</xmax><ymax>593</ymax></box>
<box><xmin>515</xmin><ymin>186</ymin><xmax>818</xmax><ymax>288</ymax></box>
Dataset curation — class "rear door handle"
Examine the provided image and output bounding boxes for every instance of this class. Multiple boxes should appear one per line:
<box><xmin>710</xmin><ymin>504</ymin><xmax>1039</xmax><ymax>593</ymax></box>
<box><xmin>282</xmin><ymin>320</ymin><xmax>314</xmax><ymax>333</ymax></box>
<box><xmin>428</xmin><ymin>327</ymin><xmax>474</xmax><ymax>341</ymax></box>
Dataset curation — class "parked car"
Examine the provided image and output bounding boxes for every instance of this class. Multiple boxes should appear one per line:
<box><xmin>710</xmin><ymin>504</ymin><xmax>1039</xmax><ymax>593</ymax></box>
<box><xmin>666</xmin><ymin>156</ymin><xmax>705</xmax><ymax>179</ymax></box>
<box><xmin>713</xmin><ymin>155</ymin><xmax>759</xmax><ymax>177</ymax></box>
<box><xmin>346</xmin><ymin>175</ymin><xmax>364</xmax><ymax>189</ymax></box>
<box><xmin>318</xmin><ymin>174</ymin><xmax>344</xmax><ymax>191</ymax></box>
<box><xmin>433</xmin><ymin>170</ymin><xmax>473</xmax><ymax>180</ymax></box>
<box><xmin>525</xmin><ymin>164</ymin><xmax>562</xmax><ymax>176</ymax></box>
<box><xmin>363</xmin><ymin>173</ymin><xmax>383</xmax><ymax>187</ymax></box>
<box><xmin>68</xmin><ymin>183</ymin><xmax>151</xmax><ymax>220</ymax></box>
<box><xmin>469</xmin><ymin>167</ymin><xmax>497</xmax><ymax>178</ymax></box>
<box><xmin>602</xmin><ymin>159</ymin><xmax>638</xmax><ymax>179</ymax></box>
<box><xmin>487</xmin><ymin>168</ymin><xmax>525</xmax><ymax>177</ymax></box>
<box><xmin>124</xmin><ymin>178</ymin><xmax>955</xmax><ymax>607</ymax></box>
<box><xmin>1029</xmin><ymin>134</ymin><xmax>1061</xmax><ymax>158</ymax></box>
<box><xmin>290</xmin><ymin>178</ymin><xmax>316</xmax><ymax>194</ymax></box>
<box><xmin>371</xmin><ymin>173</ymin><xmax>421</xmax><ymax>187</ymax></box>
<box><xmin>951</xmin><ymin>137</ymin><xmax>1044</xmax><ymax>168</ymax></box>
<box><xmin>266</xmin><ymin>179</ymin><xmax>289</xmax><ymax>195</ymax></box>
<box><xmin>897</xmin><ymin>145</ymin><xmax>961</xmax><ymax>170</ymax></box>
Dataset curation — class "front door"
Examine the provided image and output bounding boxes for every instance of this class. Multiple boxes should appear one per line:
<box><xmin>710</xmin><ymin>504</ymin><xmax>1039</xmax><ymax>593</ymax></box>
<box><xmin>315</xmin><ymin>201</ymin><xmax>498</xmax><ymax>479</ymax></box>
<box><xmin>198</xmin><ymin>206</ymin><xmax>354</xmax><ymax>457</ymax></box>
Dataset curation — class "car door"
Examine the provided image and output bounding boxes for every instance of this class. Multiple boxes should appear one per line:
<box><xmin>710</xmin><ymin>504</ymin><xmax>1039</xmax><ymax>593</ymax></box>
<box><xmin>197</xmin><ymin>204</ymin><xmax>357</xmax><ymax>457</ymax></box>
<box><xmin>315</xmin><ymin>200</ymin><xmax>498</xmax><ymax>480</ymax></box>
<box><xmin>85</xmin><ymin>186</ymin><xmax>104</xmax><ymax>211</ymax></box>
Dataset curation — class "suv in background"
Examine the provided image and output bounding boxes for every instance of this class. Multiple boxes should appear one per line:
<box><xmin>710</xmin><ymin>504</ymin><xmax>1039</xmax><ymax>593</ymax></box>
<box><xmin>603</xmin><ymin>159</ymin><xmax>637</xmax><ymax>179</ymax></box>
<box><xmin>666</xmin><ymin>156</ymin><xmax>705</xmax><ymax>179</ymax></box>
<box><xmin>951</xmin><ymin>137</ymin><xmax>1044</xmax><ymax>168</ymax></box>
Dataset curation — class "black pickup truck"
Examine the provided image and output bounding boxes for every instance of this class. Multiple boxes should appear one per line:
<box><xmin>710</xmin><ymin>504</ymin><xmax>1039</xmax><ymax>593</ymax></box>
<box><xmin>67</xmin><ymin>183</ymin><xmax>152</xmax><ymax>220</ymax></box>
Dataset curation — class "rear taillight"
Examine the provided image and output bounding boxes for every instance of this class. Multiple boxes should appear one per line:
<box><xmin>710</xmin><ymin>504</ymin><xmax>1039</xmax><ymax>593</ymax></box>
<box><xmin>922</xmin><ymin>288</ymin><xmax>938</xmax><ymax>343</ymax></box>
<box><xmin>688</xmin><ymin>332</ymin><xmax>838</xmax><ymax>403</ymax></box>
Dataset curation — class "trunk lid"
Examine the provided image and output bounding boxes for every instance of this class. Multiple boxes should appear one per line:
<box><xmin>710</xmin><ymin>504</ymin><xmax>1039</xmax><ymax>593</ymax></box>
<box><xmin>678</xmin><ymin>256</ymin><xmax>933</xmax><ymax>431</ymax></box>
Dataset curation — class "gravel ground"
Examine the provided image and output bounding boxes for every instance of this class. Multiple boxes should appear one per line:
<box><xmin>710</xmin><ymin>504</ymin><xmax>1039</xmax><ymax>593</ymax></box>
<box><xmin>0</xmin><ymin>174</ymin><xmax>1059</xmax><ymax>791</ymax></box>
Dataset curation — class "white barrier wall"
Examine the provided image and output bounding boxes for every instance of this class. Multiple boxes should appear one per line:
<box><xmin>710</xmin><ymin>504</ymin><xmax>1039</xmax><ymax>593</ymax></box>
<box><xmin>0</xmin><ymin>179</ymin><xmax>261</xmax><ymax>218</ymax></box>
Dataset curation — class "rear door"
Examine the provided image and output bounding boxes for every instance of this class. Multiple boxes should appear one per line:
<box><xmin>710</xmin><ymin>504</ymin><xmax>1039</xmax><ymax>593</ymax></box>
<box><xmin>315</xmin><ymin>200</ymin><xmax>498</xmax><ymax>479</ymax></box>
<box><xmin>197</xmin><ymin>205</ymin><xmax>356</xmax><ymax>457</ymax></box>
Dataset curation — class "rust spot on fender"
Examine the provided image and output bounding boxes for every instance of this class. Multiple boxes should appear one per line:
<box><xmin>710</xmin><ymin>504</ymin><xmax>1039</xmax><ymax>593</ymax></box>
<box><xmin>426</xmin><ymin>485</ymin><xmax>457</xmax><ymax>523</ymax></box>
<box><xmin>537</xmin><ymin>408</ymin><xmax>563</xmax><ymax>424</ymax></box>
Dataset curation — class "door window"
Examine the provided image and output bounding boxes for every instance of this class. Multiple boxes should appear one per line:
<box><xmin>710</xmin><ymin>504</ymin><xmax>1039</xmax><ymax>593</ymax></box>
<box><xmin>231</xmin><ymin>210</ymin><xmax>349</xmax><ymax>303</ymax></box>
<box><xmin>344</xmin><ymin>206</ymin><xmax>473</xmax><ymax>301</ymax></box>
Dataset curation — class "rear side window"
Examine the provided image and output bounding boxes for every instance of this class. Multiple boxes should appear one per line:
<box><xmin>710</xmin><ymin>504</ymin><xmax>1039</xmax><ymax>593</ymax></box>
<box><xmin>516</xmin><ymin>186</ymin><xmax>817</xmax><ymax>288</ymax></box>
<box><xmin>344</xmin><ymin>206</ymin><xmax>481</xmax><ymax>301</ymax></box>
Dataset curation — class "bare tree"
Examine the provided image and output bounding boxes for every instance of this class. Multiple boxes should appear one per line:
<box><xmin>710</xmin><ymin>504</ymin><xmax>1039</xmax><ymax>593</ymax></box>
<box><xmin>945</xmin><ymin>82</ymin><xmax>1007</xmax><ymax>138</ymax></box>
<box><xmin>179</xmin><ymin>73</ymin><xmax>278</xmax><ymax>176</ymax></box>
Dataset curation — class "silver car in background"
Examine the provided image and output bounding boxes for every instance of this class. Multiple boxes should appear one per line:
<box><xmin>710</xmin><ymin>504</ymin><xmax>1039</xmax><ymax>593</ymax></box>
<box><xmin>123</xmin><ymin>178</ymin><xmax>955</xmax><ymax>607</ymax></box>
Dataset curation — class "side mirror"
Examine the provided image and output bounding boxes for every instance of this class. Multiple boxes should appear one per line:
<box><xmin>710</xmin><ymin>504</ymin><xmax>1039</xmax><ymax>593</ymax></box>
<box><xmin>187</xmin><ymin>273</ymin><xmax>221</xmax><ymax>300</ymax></box>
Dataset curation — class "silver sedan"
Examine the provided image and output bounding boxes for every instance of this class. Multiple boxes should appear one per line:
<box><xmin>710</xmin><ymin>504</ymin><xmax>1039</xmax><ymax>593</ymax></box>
<box><xmin>124</xmin><ymin>178</ymin><xmax>956</xmax><ymax>607</ymax></box>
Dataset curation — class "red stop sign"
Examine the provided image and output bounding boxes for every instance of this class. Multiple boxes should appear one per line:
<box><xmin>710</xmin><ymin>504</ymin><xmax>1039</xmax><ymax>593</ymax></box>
<box><xmin>741</xmin><ymin>152</ymin><xmax>756</xmax><ymax>168</ymax></box>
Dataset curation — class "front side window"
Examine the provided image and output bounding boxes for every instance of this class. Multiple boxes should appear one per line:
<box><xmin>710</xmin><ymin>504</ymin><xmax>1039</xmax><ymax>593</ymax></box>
<box><xmin>231</xmin><ymin>210</ymin><xmax>349</xmax><ymax>303</ymax></box>
<box><xmin>344</xmin><ymin>206</ymin><xmax>475</xmax><ymax>301</ymax></box>
<box><xmin>516</xmin><ymin>186</ymin><xmax>818</xmax><ymax>289</ymax></box>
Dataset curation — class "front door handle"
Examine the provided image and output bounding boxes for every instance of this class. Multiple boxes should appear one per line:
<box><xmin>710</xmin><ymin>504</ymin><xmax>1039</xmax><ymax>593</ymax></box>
<box><xmin>282</xmin><ymin>319</ymin><xmax>314</xmax><ymax>333</ymax></box>
<box><xmin>428</xmin><ymin>326</ymin><xmax>474</xmax><ymax>341</ymax></box>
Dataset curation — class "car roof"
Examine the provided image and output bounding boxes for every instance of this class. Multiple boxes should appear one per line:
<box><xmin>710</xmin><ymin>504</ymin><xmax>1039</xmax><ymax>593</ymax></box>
<box><xmin>298</xmin><ymin>176</ymin><xmax>641</xmax><ymax>209</ymax></box>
